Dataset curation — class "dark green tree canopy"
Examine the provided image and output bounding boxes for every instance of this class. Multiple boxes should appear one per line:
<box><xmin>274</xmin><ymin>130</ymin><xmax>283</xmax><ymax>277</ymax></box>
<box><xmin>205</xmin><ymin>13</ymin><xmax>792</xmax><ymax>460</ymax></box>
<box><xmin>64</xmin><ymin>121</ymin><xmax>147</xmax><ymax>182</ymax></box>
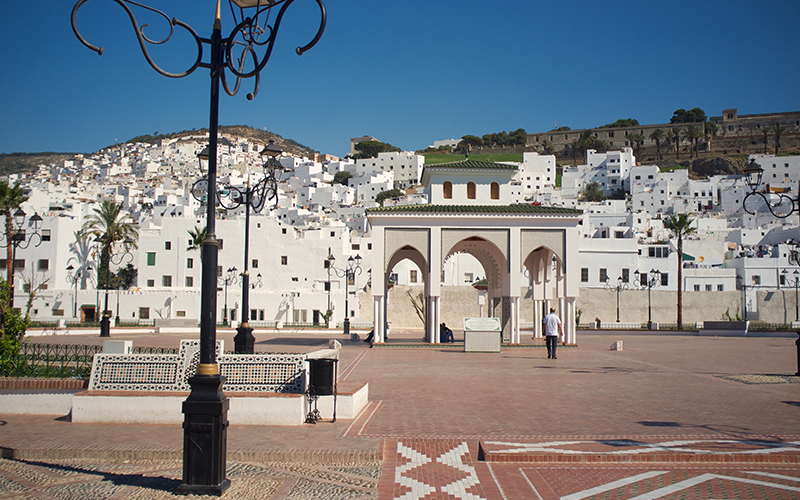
<box><xmin>352</xmin><ymin>140</ymin><xmax>401</xmax><ymax>159</ymax></box>
<box><xmin>581</xmin><ymin>181</ymin><xmax>606</xmax><ymax>202</ymax></box>
<box><xmin>375</xmin><ymin>188</ymin><xmax>404</xmax><ymax>206</ymax></box>
<box><xmin>670</xmin><ymin>108</ymin><xmax>706</xmax><ymax>124</ymax></box>
<box><xmin>332</xmin><ymin>171</ymin><xmax>353</xmax><ymax>186</ymax></box>
<box><xmin>600</xmin><ymin>118</ymin><xmax>639</xmax><ymax>129</ymax></box>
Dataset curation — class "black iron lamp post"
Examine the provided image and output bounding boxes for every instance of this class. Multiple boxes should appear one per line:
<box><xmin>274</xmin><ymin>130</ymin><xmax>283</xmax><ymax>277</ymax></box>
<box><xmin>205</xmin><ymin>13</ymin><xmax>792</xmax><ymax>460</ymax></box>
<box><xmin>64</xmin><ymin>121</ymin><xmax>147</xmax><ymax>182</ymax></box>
<box><xmin>213</xmin><ymin>141</ymin><xmax>281</xmax><ymax>353</ymax></box>
<box><xmin>604</xmin><ymin>276</ymin><xmax>629</xmax><ymax>323</ymax></box>
<box><xmin>65</xmin><ymin>265</ymin><xmax>81</xmax><ymax>318</ymax></box>
<box><xmin>72</xmin><ymin>0</ymin><xmax>325</xmax><ymax>492</ymax></box>
<box><xmin>741</xmin><ymin>159</ymin><xmax>800</xmax><ymax>376</ymax></box>
<box><xmin>0</xmin><ymin>209</ymin><xmax>43</xmax><ymax>309</ymax></box>
<box><xmin>219</xmin><ymin>267</ymin><xmax>238</xmax><ymax>326</ymax></box>
<box><xmin>634</xmin><ymin>269</ymin><xmax>661</xmax><ymax>329</ymax></box>
<box><xmin>98</xmin><ymin>236</ymin><xmax>134</xmax><ymax>338</ymax></box>
<box><xmin>328</xmin><ymin>254</ymin><xmax>362</xmax><ymax>335</ymax></box>
<box><xmin>781</xmin><ymin>269</ymin><xmax>800</xmax><ymax>322</ymax></box>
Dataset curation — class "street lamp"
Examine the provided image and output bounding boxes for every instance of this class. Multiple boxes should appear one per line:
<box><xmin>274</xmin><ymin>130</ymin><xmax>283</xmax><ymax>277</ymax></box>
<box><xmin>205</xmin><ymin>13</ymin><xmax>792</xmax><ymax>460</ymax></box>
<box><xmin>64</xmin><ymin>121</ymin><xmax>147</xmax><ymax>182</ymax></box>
<box><xmin>328</xmin><ymin>254</ymin><xmax>362</xmax><ymax>335</ymax></box>
<box><xmin>0</xmin><ymin>209</ymin><xmax>43</xmax><ymax>309</ymax></box>
<box><xmin>214</xmin><ymin>141</ymin><xmax>281</xmax><ymax>353</ymax></box>
<box><xmin>66</xmin><ymin>265</ymin><xmax>81</xmax><ymax>319</ymax></box>
<box><xmin>72</xmin><ymin>0</ymin><xmax>326</xmax><ymax>492</ymax></box>
<box><xmin>634</xmin><ymin>269</ymin><xmax>661</xmax><ymax>329</ymax></box>
<box><xmin>219</xmin><ymin>267</ymin><xmax>238</xmax><ymax>326</ymax></box>
<box><xmin>604</xmin><ymin>276</ymin><xmax>629</xmax><ymax>323</ymax></box>
<box><xmin>782</xmin><ymin>269</ymin><xmax>800</xmax><ymax>322</ymax></box>
<box><xmin>98</xmin><ymin>236</ymin><xmax>134</xmax><ymax>338</ymax></box>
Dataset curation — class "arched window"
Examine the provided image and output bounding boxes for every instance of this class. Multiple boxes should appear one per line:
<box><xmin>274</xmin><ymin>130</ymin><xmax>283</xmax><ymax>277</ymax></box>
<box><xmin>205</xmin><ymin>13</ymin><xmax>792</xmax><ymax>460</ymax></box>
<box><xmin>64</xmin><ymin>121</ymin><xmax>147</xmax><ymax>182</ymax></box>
<box><xmin>467</xmin><ymin>182</ymin><xmax>476</xmax><ymax>199</ymax></box>
<box><xmin>490</xmin><ymin>182</ymin><xmax>500</xmax><ymax>200</ymax></box>
<box><xmin>443</xmin><ymin>181</ymin><xmax>452</xmax><ymax>199</ymax></box>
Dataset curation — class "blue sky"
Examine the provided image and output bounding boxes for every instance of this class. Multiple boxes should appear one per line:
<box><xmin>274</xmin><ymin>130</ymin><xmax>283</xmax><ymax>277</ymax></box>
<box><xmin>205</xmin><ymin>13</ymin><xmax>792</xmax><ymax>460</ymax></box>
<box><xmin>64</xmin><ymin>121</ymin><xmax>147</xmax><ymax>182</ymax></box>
<box><xmin>1</xmin><ymin>0</ymin><xmax>799</xmax><ymax>158</ymax></box>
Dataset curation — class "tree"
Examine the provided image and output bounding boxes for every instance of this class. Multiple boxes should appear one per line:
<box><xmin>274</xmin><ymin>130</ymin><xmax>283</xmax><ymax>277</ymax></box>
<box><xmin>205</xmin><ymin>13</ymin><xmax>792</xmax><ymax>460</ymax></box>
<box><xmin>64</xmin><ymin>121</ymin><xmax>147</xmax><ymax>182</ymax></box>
<box><xmin>332</xmin><ymin>171</ymin><xmax>353</xmax><ymax>186</ymax></box>
<box><xmin>664</xmin><ymin>214</ymin><xmax>696</xmax><ymax>330</ymax></box>
<box><xmin>761</xmin><ymin>126</ymin><xmax>772</xmax><ymax>155</ymax></box>
<box><xmin>581</xmin><ymin>181</ymin><xmax>606</xmax><ymax>202</ymax></box>
<box><xmin>649</xmin><ymin>128</ymin><xmax>665</xmax><ymax>161</ymax></box>
<box><xmin>0</xmin><ymin>278</ymin><xmax>30</xmax><ymax>374</ymax></box>
<box><xmin>0</xmin><ymin>181</ymin><xmax>29</xmax><ymax>285</ymax></box>
<box><xmin>773</xmin><ymin>124</ymin><xmax>785</xmax><ymax>155</ymax></box>
<box><xmin>670</xmin><ymin>107</ymin><xmax>706</xmax><ymax>124</ymax></box>
<box><xmin>406</xmin><ymin>290</ymin><xmax>425</xmax><ymax>328</ymax></box>
<box><xmin>187</xmin><ymin>226</ymin><xmax>207</xmax><ymax>255</ymax></box>
<box><xmin>375</xmin><ymin>188</ymin><xmax>404</xmax><ymax>206</ymax></box>
<box><xmin>78</xmin><ymin>201</ymin><xmax>138</xmax><ymax>290</ymax></box>
<box><xmin>19</xmin><ymin>270</ymin><xmax>52</xmax><ymax>318</ymax></box>
<box><xmin>352</xmin><ymin>140</ymin><xmax>400</xmax><ymax>159</ymax></box>
<box><xmin>458</xmin><ymin>135</ymin><xmax>484</xmax><ymax>150</ymax></box>
<box><xmin>570</xmin><ymin>140</ymin><xmax>581</xmax><ymax>166</ymax></box>
<box><xmin>670</xmin><ymin>126</ymin><xmax>683</xmax><ymax>159</ymax></box>
<box><xmin>601</xmin><ymin>118</ymin><xmax>639</xmax><ymax>128</ymax></box>
<box><xmin>627</xmin><ymin>133</ymin><xmax>644</xmax><ymax>158</ymax></box>
<box><xmin>539</xmin><ymin>139</ymin><xmax>555</xmax><ymax>155</ymax></box>
<box><xmin>684</xmin><ymin>125</ymin><xmax>703</xmax><ymax>158</ymax></box>
<box><xmin>704</xmin><ymin>121</ymin><xmax>719</xmax><ymax>153</ymax></box>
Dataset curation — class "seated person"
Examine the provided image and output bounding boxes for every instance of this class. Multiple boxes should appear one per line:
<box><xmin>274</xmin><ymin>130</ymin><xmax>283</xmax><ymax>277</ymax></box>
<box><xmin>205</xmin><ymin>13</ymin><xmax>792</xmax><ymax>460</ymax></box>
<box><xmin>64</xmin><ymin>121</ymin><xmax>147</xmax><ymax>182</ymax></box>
<box><xmin>439</xmin><ymin>323</ymin><xmax>454</xmax><ymax>343</ymax></box>
<box><xmin>364</xmin><ymin>329</ymin><xmax>374</xmax><ymax>343</ymax></box>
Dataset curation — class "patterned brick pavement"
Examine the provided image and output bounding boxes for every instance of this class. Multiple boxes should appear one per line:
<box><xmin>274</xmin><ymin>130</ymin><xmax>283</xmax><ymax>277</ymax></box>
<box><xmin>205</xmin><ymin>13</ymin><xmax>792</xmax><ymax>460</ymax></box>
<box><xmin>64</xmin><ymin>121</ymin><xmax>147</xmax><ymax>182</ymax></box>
<box><xmin>2</xmin><ymin>330</ymin><xmax>800</xmax><ymax>498</ymax></box>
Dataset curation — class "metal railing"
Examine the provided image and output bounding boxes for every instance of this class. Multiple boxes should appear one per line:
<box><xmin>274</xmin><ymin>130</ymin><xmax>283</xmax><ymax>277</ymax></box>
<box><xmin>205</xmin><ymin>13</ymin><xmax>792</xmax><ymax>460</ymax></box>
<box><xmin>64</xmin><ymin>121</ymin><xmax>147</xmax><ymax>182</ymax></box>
<box><xmin>2</xmin><ymin>343</ymin><xmax>100</xmax><ymax>378</ymax></box>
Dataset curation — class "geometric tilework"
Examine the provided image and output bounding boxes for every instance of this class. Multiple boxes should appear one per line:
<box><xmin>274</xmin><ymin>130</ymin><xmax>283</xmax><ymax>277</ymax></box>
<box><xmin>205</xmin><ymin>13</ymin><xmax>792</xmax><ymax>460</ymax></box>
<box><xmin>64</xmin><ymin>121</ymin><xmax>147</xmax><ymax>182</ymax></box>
<box><xmin>88</xmin><ymin>340</ymin><xmax>307</xmax><ymax>393</ymax></box>
<box><xmin>385</xmin><ymin>229</ymin><xmax>430</xmax><ymax>273</ymax></box>
<box><xmin>521</xmin><ymin>229</ymin><xmax>565</xmax><ymax>271</ymax></box>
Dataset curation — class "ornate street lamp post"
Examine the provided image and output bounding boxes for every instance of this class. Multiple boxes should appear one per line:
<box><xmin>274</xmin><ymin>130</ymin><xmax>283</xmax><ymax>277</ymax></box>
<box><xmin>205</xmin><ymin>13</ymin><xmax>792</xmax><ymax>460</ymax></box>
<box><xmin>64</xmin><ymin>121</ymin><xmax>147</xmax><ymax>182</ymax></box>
<box><xmin>0</xmin><ymin>209</ymin><xmax>43</xmax><ymax>309</ymax></box>
<box><xmin>742</xmin><ymin>159</ymin><xmax>800</xmax><ymax>376</ymax></box>
<box><xmin>213</xmin><ymin>141</ymin><xmax>281</xmax><ymax>353</ymax></box>
<box><xmin>219</xmin><ymin>267</ymin><xmax>238</xmax><ymax>326</ymax></box>
<box><xmin>634</xmin><ymin>269</ymin><xmax>661</xmax><ymax>329</ymax></box>
<box><xmin>71</xmin><ymin>0</ymin><xmax>326</xmax><ymax>493</ymax></box>
<box><xmin>65</xmin><ymin>265</ymin><xmax>81</xmax><ymax>319</ymax></box>
<box><xmin>98</xmin><ymin>236</ymin><xmax>135</xmax><ymax>338</ymax></box>
<box><xmin>328</xmin><ymin>254</ymin><xmax>362</xmax><ymax>335</ymax></box>
<box><xmin>604</xmin><ymin>276</ymin><xmax>629</xmax><ymax>323</ymax></box>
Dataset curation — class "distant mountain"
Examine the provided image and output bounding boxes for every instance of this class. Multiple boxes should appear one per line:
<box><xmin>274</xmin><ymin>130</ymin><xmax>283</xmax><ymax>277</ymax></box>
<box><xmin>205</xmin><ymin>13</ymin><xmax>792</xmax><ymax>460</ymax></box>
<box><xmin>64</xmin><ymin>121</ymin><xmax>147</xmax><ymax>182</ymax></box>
<box><xmin>0</xmin><ymin>152</ymin><xmax>79</xmax><ymax>176</ymax></box>
<box><xmin>121</xmin><ymin>124</ymin><xmax>318</xmax><ymax>158</ymax></box>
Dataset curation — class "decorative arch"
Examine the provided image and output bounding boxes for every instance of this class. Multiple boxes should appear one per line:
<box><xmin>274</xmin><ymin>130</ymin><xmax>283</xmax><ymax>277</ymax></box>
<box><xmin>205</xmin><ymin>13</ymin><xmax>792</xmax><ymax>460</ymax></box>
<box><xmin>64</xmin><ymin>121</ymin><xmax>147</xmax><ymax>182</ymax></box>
<box><xmin>384</xmin><ymin>228</ymin><xmax>430</xmax><ymax>273</ymax></box>
<box><xmin>443</xmin><ymin>181</ymin><xmax>452</xmax><ymax>199</ymax></box>
<box><xmin>490</xmin><ymin>182</ymin><xmax>500</xmax><ymax>200</ymax></box>
<box><xmin>467</xmin><ymin>182</ymin><xmax>476</xmax><ymax>199</ymax></box>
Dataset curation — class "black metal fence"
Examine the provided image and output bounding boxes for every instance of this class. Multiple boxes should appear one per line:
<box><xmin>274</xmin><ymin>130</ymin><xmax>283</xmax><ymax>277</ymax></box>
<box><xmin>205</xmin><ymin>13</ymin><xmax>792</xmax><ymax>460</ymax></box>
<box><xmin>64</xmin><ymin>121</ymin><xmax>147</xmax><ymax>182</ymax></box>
<box><xmin>2</xmin><ymin>343</ymin><xmax>101</xmax><ymax>378</ymax></box>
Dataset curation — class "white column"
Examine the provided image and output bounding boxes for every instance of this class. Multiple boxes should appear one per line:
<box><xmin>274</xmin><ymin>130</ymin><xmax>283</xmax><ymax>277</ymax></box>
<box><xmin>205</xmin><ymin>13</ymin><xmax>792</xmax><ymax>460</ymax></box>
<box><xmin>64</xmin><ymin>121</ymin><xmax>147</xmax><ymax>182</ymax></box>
<box><xmin>373</xmin><ymin>296</ymin><xmax>383</xmax><ymax>342</ymax></box>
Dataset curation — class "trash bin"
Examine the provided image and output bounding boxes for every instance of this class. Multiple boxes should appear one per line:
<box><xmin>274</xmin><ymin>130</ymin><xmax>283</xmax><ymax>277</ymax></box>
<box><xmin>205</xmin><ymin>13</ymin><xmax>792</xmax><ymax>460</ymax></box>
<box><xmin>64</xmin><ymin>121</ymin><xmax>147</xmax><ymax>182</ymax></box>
<box><xmin>308</xmin><ymin>358</ymin><xmax>337</xmax><ymax>395</ymax></box>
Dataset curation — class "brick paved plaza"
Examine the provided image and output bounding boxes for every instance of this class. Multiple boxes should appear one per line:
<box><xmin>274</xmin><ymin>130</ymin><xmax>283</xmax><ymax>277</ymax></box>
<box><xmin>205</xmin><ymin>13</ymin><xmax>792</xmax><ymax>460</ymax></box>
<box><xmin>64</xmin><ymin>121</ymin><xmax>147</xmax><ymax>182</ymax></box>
<box><xmin>1</xmin><ymin>329</ymin><xmax>798</xmax><ymax>498</ymax></box>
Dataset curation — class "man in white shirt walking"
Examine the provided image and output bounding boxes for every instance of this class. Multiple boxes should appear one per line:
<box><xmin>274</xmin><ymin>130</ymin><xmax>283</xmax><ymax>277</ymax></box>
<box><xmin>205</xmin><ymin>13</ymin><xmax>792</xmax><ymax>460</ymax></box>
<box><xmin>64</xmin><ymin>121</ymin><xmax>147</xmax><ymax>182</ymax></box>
<box><xmin>544</xmin><ymin>307</ymin><xmax>563</xmax><ymax>359</ymax></box>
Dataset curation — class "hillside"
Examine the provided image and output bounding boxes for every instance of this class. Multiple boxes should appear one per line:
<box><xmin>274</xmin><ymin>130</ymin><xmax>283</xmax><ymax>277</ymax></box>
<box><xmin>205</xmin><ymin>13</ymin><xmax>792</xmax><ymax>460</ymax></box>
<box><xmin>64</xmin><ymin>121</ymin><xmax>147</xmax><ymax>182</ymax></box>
<box><xmin>0</xmin><ymin>152</ymin><xmax>80</xmax><ymax>176</ymax></box>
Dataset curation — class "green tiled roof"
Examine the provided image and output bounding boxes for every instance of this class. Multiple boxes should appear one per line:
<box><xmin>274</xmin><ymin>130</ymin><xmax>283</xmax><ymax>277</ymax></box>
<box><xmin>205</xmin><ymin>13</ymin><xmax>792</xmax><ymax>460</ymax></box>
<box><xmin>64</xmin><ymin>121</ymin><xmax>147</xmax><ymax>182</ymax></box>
<box><xmin>367</xmin><ymin>204</ymin><xmax>583</xmax><ymax>215</ymax></box>
<box><xmin>423</xmin><ymin>159</ymin><xmax>517</xmax><ymax>171</ymax></box>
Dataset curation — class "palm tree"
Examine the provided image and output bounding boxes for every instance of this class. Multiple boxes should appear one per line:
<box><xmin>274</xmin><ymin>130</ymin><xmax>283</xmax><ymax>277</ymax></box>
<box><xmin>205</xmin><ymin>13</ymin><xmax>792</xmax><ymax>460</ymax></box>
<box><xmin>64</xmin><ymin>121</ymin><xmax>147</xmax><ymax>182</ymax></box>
<box><xmin>671</xmin><ymin>126</ymin><xmax>683</xmax><ymax>159</ymax></box>
<box><xmin>188</xmin><ymin>226</ymin><xmax>207</xmax><ymax>258</ymax></box>
<box><xmin>649</xmin><ymin>128</ymin><xmax>665</xmax><ymax>161</ymax></box>
<box><xmin>761</xmin><ymin>126</ymin><xmax>772</xmax><ymax>155</ymax></box>
<box><xmin>78</xmin><ymin>201</ymin><xmax>138</xmax><ymax>291</ymax></box>
<box><xmin>773</xmin><ymin>124</ymin><xmax>785</xmax><ymax>155</ymax></box>
<box><xmin>0</xmin><ymin>181</ymin><xmax>29</xmax><ymax>284</ymax></box>
<box><xmin>628</xmin><ymin>133</ymin><xmax>644</xmax><ymax>159</ymax></box>
<box><xmin>570</xmin><ymin>140</ymin><xmax>581</xmax><ymax>166</ymax></box>
<box><xmin>684</xmin><ymin>125</ymin><xmax>702</xmax><ymax>158</ymax></box>
<box><xmin>664</xmin><ymin>214</ymin><xmax>696</xmax><ymax>330</ymax></box>
<box><xmin>539</xmin><ymin>139</ymin><xmax>555</xmax><ymax>155</ymax></box>
<box><xmin>704</xmin><ymin>121</ymin><xmax>719</xmax><ymax>153</ymax></box>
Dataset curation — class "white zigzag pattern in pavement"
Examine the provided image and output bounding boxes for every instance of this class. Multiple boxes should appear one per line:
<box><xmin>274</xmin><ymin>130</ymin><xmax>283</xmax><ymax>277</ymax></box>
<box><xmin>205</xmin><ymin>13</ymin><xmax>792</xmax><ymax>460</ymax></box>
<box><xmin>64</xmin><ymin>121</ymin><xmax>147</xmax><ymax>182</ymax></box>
<box><xmin>395</xmin><ymin>441</ymin><xmax>485</xmax><ymax>500</ymax></box>
<box><xmin>484</xmin><ymin>439</ymin><xmax>800</xmax><ymax>455</ymax></box>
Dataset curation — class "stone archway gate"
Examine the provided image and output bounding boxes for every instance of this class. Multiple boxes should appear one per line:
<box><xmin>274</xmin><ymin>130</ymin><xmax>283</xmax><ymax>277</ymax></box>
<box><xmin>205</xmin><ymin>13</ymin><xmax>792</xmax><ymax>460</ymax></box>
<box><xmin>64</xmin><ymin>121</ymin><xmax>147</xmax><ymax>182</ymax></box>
<box><xmin>366</xmin><ymin>205</ymin><xmax>583</xmax><ymax>344</ymax></box>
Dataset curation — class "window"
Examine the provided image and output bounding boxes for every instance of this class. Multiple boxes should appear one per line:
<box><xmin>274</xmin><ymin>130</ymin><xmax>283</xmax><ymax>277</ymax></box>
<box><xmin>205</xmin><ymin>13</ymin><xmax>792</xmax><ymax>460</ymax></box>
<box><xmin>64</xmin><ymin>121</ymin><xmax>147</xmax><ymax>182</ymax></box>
<box><xmin>165</xmin><ymin>241</ymin><xmax>171</xmax><ymax>250</ymax></box>
<box><xmin>53</xmin><ymin>308</ymin><xmax>64</xmax><ymax>316</ymax></box>
<box><xmin>324</xmin><ymin>281</ymin><xmax>330</xmax><ymax>292</ymax></box>
<box><xmin>292</xmin><ymin>277</ymin><xmax>299</xmax><ymax>282</ymax></box>
<box><xmin>147</xmin><ymin>279</ymin><xmax>154</xmax><ymax>287</ymax></box>
<box><xmin>185</xmin><ymin>276</ymin><xmax>193</xmax><ymax>287</ymax></box>
<box><xmin>176</xmin><ymin>311</ymin><xmax>186</xmax><ymax>317</ymax></box>
<box><xmin>352</xmin><ymin>244</ymin><xmax>360</xmax><ymax>250</ymax></box>
<box><xmin>660</xmin><ymin>273</ymin><xmax>668</xmax><ymax>286</ymax></box>
<box><xmin>467</xmin><ymin>182</ymin><xmax>476</xmax><ymax>199</ymax></box>
<box><xmin>162</xmin><ymin>275</ymin><xmax>172</xmax><ymax>287</ymax></box>
<box><xmin>581</xmin><ymin>268</ymin><xmax>589</xmax><ymax>282</ymax></box>
<box><xmin>718</xmin><ymin>284</ymin><xmax>724</xmax><ymax>291</ymax></box>
<box><xmin>694</xmin><ymin>285</ymin><xmax>700</xmax><ymax>291</ymax></box>
<box><xmin>139</xmin><ymin>307</ymin><xmax>150</xmax><ymax>320</ymax></box>
<box><xmin>752</xmin><ymin>275</ymin><xmax>761</xmax><ymax>285</ymax></box>
<box><xmin>147</xmin><ymin>252</ymin><xmax>156</xmax><ymax>266</ymax></box>
<box><xmin>281</xmin><ymin>256</ymin><xmax>288</xmax><ymax>265</ymax></box>
<box><xmin>599</xmin><ymin>268</ymin><xmax>608</xmax><ymax>282</ymax></box>
<box><xmin>615</xmin><ymin>231</ymin><xmax>624</xmax><ymax>238</ymax></box>
<box><xmin>443</xmin><ymin>181</ymin><xmax>453</xmax><ymax>199</ymax></box>
<box><xmin>464</xmin><ymin>272</ymin><xmax>472</xmax><ymax>283</ymax></box>
<box><xmin>621</xmin><ymin>268</ymin><xmax>629</xmax><ymax>283</ymax></box>
<box><xmin>38</xmin><ymin>259</ymin><xmax>49</xmax><ymax>270</ymax></box>
<box><xmin>187</xmin><ymin>258</ymin><xmax>193</xmax><ymax>269</ymax></box>
<box><xmin>410</xmin><ymin>270</ymin><xmax>418</xmax><ymax>283</ymax></box>
<box><xmin>490</xmin><ymin>182</ymin><xmax>500</xmax><ymax>200</ymax></box>
<box><xmin>217</xmin><ymin>266</ymin><xmax>222</xmax><ymax>277</ymax></box>
<box><xmin>282</xmin><ymin>228</ymin><xmax>287</xmax><ymax>234</ymax></box>
<box><xmin>41</xmin><ymin>229</ymin><xmax>51</xmax><ymax>241</ymax></box>
<box><xmin>705</xmin><ymin>284</ymin><xmax>712</xmax><ymax>291</ymax></box>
